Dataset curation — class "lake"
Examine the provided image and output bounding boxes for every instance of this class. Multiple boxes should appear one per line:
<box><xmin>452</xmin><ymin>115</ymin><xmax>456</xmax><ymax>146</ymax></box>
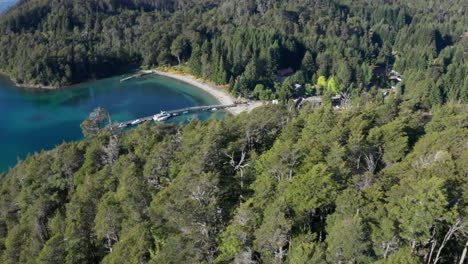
<box><xmin>0</xmin><ymin>0</ymin><xmax>16</xmax><ymax>13</ymax></box>
<box><xmin>0</xmin><ymin>74</ymin><xmax>223</xmax><ymax>172</ymax></box>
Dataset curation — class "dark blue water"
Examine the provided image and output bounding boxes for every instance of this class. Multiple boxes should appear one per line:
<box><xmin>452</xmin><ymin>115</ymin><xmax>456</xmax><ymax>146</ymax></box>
<box><xmin>0</xmin><ymin>74</ymin><xmax>223</xmax><ymax>172</ymax></box>
<box><xmin>0</xmin><ymin>0</ymin><xmax>16</xmax><ymax>13</ymax></box>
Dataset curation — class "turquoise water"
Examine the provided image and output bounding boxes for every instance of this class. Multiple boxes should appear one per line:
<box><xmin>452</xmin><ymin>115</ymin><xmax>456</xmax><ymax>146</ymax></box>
<box><xmin>0</xmin><ymin>74</ymin><xmax>223</xmax><ymax>172</ymax></box>
<box><xmin>0</xmin><ymin>0</ymin><xmax>16</xmax><ymax>13</ymax></box>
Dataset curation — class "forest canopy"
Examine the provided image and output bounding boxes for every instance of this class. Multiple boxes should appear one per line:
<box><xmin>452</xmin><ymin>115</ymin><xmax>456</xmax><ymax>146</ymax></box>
<box><xmin>0</xmin><ymin>0</ymin><xmax>467</xmax><ymax>263</ymax></box>
<box><xmin>0</xmin><ymin>100</ymin><xmax>467</xmax><ymax>263</ymax></box>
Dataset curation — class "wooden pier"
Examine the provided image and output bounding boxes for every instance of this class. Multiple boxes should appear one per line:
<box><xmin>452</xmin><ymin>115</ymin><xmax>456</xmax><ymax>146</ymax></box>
<box><xmin>120</xmin><ymin>72</ymin><xmax>151</xmax><ymax>82</ymax></box>
<box><xmin>117</xmin><ymin>103</ymin><xmax>240</xmax><ymax>127</ymax></box>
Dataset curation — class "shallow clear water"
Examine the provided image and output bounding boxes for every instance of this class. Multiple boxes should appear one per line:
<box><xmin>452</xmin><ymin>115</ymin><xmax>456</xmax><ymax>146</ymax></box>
<box><xmin>0</xmin><ymin>74</ymin><xmax>223</xmax><ymax>172</ymax></box>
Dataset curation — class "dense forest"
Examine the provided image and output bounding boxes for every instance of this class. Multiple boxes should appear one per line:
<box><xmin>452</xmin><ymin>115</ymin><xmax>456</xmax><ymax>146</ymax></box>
<box><xmin>0</xmin><ymin>0</ymin><xmax>467</xmax><ymax>108</ymax></box>
<box><xmin>1</xmin><ymin>98</ymin><xmax>467</xmax><ymax>263</ymax></box>
<box><xmin>0</xmin><ymin>0</ymin><xmax>467</xmax><ymax>263</ymax></box>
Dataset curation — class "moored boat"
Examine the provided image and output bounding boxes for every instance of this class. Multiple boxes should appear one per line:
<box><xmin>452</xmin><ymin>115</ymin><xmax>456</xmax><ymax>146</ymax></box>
<box><xmin>153</xmin><ymin>111</ymin><xmax>171</xmax><ymax>122</ymax></box>
<box><xmin>131</xmin><ymin>119</ymin><xmax>142</xmax><ymax>125</ymax></box>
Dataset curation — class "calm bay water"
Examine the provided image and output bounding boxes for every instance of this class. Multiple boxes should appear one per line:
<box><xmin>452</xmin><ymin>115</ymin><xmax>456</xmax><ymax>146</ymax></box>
<box><xmin>0</xmin><ymin>74</ymin><xmax>223</xmax><ymax>172</ymax></box>
<box><xmin>0</xmin><ymin>0</ymin><xmax>16</xmax><ymax>13</ymax></box>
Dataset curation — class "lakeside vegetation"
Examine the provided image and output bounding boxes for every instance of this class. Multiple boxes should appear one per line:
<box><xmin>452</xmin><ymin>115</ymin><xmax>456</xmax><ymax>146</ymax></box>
<box><xmin>0</xmin><ymin>0</ymin><xmax>467</xmax><ymax>263</ymax></box>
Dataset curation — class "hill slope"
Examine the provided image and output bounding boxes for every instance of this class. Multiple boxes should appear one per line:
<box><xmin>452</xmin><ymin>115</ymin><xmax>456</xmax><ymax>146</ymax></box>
<box><xmin>0</xmin><ymin>101</ymin><xmax>467</xmax><ymax>263</ymax></box>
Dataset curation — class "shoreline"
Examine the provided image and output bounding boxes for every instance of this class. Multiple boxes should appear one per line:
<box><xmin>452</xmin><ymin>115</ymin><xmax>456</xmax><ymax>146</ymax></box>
<box><xmin>0</xmin><ymin>71</ymin><xmax>58</xmax><ymax>90</ymax></box>
<box><xmin>2</xmin><ymin>69</ymin><xmax>263</xmax><ymax>115</ymax></box>
<box><xmin>15</xmin><ymin>82</ymin><xmax>57</xmax><ymax>90</ymax></box>
<box><xmin>145</xmin><ymin>70</ymin><xmax>263</xmax><ymax>115</ymax></box>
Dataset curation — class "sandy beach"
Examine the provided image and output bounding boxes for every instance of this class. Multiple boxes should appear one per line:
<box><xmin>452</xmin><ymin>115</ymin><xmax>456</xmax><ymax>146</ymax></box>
<box><xmin>144</xmin><ymin>70</ymin><xmax>263</xmax><ymax>115</ymax></box>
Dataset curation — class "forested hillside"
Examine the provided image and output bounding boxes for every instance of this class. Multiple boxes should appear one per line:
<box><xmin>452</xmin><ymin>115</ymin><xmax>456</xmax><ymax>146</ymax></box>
<box><xmin>0</xmin><ymin>0</ymin><xmax>466</xmax><ymax>108</ymax></box>
<box><xmin>0</xmin><ymin>99</ymin><xmax>467</xmax><ymax>263</ymax></box>
<box><xmin>1</xmin><ymin>0</ymin><xmax>467</xmax><ymax>263</ymax></box>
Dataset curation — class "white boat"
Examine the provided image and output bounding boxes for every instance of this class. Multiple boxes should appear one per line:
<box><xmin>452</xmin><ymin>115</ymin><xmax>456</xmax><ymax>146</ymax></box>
<box><xmin>211</xmin><ymin>108</ymin><xmax>218</xmax><ymax>111</ymax></box>
<box><xmin>118</xmin><ymin>123</ymin><xmax>128</xmax><ymax>128</ymax></box>
<box><xmin>131</xmin><ymin>119</ymin><xmax>142</xmax><ymax>125</ymax></box>
<box><xmin>182</xmin><ymin>111</ymin><xmax>189</xmax><ymax>114</ymax></box>
<box><xmin>153</xmin><ymin>113</ymin><xmax>171</xmax><ymax>122</ymax></box>
<box><xmin>157</xmin><ymin>114</ymin><xmax>170</xmax><ymax>121</ymax></box>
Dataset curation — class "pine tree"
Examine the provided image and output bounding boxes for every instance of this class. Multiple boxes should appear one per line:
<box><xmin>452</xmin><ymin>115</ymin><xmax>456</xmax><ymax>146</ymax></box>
<box><xmin>301</xmin><ymin>51</ymin><xmax>316</xmax><ymax>75</ymax></box>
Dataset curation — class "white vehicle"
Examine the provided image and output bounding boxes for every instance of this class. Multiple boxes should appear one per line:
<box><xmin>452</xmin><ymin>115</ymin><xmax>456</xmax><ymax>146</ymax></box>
<box><xmin>211</xmin><ymin>108</ymin><xmax>218</xmax><ymax>111</ymax></box>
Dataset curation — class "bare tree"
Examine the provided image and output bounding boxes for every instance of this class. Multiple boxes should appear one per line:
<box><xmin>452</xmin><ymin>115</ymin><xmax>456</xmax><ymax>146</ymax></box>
<box><xmin>102</xmin><ymin>135</ymin><xmax>119</xmax><ymax>165</ymax></box>
<box><xmin>225</xmin><ymin>149</ymin><xmax>250</xmax><ymax>201</ymax></box>
<box><xmin>340</xmin><ymin>91</ymin><xmax>352</xmax><ymax>108</ymax></box>
<box><xmin>459</xmin><ymin>240</ymin><xmax>468</xmax><ymax>264</ymax></box>
<box><xmin>432</xmin><ymin>217</ymin><xmax>467</xmax><ymax>264</ymax></box>
<box><xmin>244</xmin><ymin>130</ymin><xmax>255</xmax><ymax>151</ymax></box>
<box><xmin>105</xmin><ymin>228</ymin><xmax>119</xmax><ymax>253</ymax></box>
<box><xmin>281</xmin><ymin>146</ymin><xmax>302</xmax><ymax>181</ymax></box>
<box><xmin>362</xmin><ymin>147</ymin><xmax>382</xmax><ymax>174</ymax></box>
<box><xmin>235</xmin><ymin>248</ymin><xmax>255</xmax><ymax>264</ymax></box>
<box><xmin>275</xmin><ymin>244</ymin><xmax>288</xmax><ymax>264</ymax></box>
<box><xmin>355</xmin><ymin>172</ymin><xmax>374</xmax><ymax>190</ymax></box>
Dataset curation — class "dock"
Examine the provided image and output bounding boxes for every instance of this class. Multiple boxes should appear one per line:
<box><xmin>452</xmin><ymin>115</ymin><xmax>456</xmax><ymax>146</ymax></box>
<box><xmin>117</xmin><ymin>103</ymin><xmax>240</xmax><ymax>127</ymax></box>
<box><xmin>120</xmin><ymin>72</ymin><xmax>151</xmax><ymax>82</ymax></box>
